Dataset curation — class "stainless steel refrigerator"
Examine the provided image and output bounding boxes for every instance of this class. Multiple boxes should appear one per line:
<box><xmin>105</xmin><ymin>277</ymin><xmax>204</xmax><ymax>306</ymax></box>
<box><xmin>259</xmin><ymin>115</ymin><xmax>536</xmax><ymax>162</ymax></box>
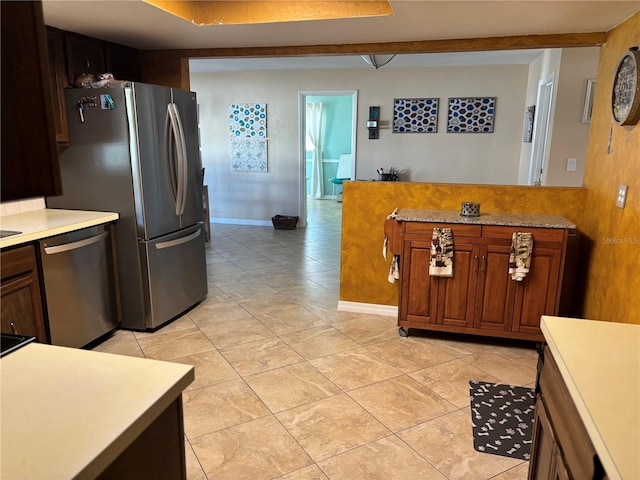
<box><xmin>48</xmin><ymin>82</ymin><xmax>208</xmax><ymax>330</ymax></box>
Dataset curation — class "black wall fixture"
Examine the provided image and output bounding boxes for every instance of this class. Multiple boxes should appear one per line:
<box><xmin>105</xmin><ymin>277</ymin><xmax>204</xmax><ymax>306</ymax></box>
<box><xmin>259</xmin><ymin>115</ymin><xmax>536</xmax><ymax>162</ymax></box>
<box><xmin>367</xmin><ymin>106</ymin><xmax>380</xmax><ymax>139</ymax></box>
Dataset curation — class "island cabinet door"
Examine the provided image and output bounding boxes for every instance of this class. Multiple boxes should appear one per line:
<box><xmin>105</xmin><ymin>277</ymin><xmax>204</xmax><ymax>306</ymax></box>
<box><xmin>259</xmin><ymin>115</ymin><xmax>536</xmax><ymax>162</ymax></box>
<box><xmin>436</xmin><ymin>243</ymin><xmax>478</xmax><ymax>328</ymax></box>
<box><xmin>528</xmin><ymin>394</ymin><xmax>570</xmax><ymax>480</ymax></box>
<box><xmin>473</xmin><ymin>244</ymin><xmax>517</xmax><ymax>332</ymax></box>
<box><xmin>512</xmin><ymin>247</ymin><xmax>562</xmax><ymax>335</ymax></box>
<box><xmin>401</xmin><ymin>240</ymin><xmax>438</xmax><ymax>324</ymax></box>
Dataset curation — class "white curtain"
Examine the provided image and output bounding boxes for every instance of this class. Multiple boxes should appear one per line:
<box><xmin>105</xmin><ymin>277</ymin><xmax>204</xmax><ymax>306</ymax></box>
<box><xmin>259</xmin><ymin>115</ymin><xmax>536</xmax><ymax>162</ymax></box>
<box><xmin>306</xmin><ymin>102</ymin><xmax>325</xmax><ymax>198</ymax></box>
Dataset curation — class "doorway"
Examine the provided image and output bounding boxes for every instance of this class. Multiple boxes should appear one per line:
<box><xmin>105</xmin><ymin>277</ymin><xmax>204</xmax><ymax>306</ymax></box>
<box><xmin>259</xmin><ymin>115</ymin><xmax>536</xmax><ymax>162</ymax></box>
<box><xmin>298</xmin><ymin>90</ymin><xmax>357</xmax><ymax>227</ymax></box>
<box><xmin>529</xmin><ymin>72</ymin><xmax>556</xmax><ymax>185</ymax></box>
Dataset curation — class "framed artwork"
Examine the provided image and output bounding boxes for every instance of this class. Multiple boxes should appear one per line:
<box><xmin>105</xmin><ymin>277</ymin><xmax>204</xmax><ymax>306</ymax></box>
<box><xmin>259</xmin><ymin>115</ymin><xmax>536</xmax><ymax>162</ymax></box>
<box><xmin>447</xmin><ymin>97</ymin><xmax>496</xmax><ymax>133</ymax></box>
<box><xmin>582</xmin><ymin>79</ymin><xmax>596</xmax><ymax>124</ymax></box>
<box><xmin>229</xmin><ymin>103</ymin><xmax>267</xmax><ymax>137</ymax></box>
<box><xmin>229</xmin><ymin>103</ymin><xmax>268</xmax><ymax>171</ymax></box>
<box><xmin>393</xmin><ymin>98</ymin><xmax>439</xmax><ymax>133</ymax></box>
<box><xmin>523</xmin><ymin>105</ymin><xmax>535</xmax><ymax>142</ymax></box>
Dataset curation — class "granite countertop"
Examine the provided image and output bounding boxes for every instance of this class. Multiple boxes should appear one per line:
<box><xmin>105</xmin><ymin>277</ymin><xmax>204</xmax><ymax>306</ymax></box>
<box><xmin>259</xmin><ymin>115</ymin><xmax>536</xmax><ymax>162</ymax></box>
<box><xmin>0</xmin><ymin>209</ymin><xmax>119</xmax><ymax>249</ymax></box>
<box><xmin>1</xmin><ymin>343</ymin><xmax>194</xmax><ymax>479</ymax></box>
<box><xmin>541</xmin><ymin>316</ymin><xmax>640</xmax><ymax>480</ymax></box>
<box><xmin>396</xmin><ymin>208</ymin><xmax>576</xmax><ymax>229</ymax></box>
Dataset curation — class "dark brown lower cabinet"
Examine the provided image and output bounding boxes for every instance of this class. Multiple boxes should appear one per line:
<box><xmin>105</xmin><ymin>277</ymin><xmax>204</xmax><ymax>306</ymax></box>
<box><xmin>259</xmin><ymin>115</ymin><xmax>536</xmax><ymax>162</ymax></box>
<box><xmin>528</xmin><ymin>348</ymin><xmax>606</xmax><ymax>480</ymax></box>
<box><xmin>96</xmin><ymin>397</ymin><xmax>187</xmax><ymax>479</ymax></box>
<box><xmin>1</xmin><ymin>245</ymin><xmax>47</xmax><ymax>343</ymax></box>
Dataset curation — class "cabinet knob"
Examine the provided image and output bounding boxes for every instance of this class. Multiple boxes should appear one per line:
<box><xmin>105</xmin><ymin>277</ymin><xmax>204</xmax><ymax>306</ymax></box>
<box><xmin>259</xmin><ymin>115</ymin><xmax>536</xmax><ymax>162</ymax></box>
<box><xmin>480</xmin><ymin>256</ymin><xmax>486</xmax><ymax>272</ymax></box>
<box><xmin>473</xmin><ymin>255</ymin><xmax>479</xmax><ymax>272</ymax></box>
<box><xmin>10</xmin><ymin>322</ymin><xmax>18</xmax><ymax>335</ymax></box>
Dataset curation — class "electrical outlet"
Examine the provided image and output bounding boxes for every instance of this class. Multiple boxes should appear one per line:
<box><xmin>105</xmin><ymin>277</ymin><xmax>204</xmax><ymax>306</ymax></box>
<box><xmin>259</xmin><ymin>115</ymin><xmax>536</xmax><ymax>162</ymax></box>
<box><xmin>566</xmin><ymin>158</ymin><xmax>577</xmax><ymax>172</ymax></box>
<box><xmin>616</xmin><ymin>184</ymin><xmax>628</xmax><ymax>208</ymax></box>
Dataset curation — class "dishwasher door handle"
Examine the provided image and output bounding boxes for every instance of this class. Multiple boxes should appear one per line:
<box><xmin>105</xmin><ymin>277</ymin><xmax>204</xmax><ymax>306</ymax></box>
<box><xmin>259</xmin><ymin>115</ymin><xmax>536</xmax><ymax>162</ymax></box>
<box><xmin>43</xmin><ymin>231</ymin><xmax>109</xmax><ymax>255</ymax></box>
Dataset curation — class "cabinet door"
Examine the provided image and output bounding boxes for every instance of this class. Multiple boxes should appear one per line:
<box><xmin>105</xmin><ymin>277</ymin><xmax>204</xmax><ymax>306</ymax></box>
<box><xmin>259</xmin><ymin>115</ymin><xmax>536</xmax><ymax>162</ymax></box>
<box><xmin>105</xmin><ymin>43</ymin><xmax>141</xmax><ymax>82</ymax></box>
<box><xmin>401</xmin><ymin>240</ymin><xmax>437</xmax><ymax>324</ymax></box>
<box><xmin>437</xmin><ymin>243</ymin><xmax>478</xmax><ymax>328</ymax></box>
<box><xmin>473</xmin><ymin>245</ymin><xmax>516</xmax><ymax>332</ymax></box>
<box><xmin>1</xmin><ymin>0</ymin><xmax>62</xmax><ymax>201</ymax></box>
<box><xmin>65</xmin><ymin>33</ymin><xmax>106</xmax><ymax>85</ymax></box>
<box><xmin>513</xmin><ymin>248</ymin><xmax>562</xmax><ymax>335</ymax></box>
<box><xmin>0</xmin><ymin>246</ymin><xmax>47</xmax><ymax>343</ymax></box>
<box><xmin>46</xmin><ymin>28</ymin><xmax>69</xmax><ymax>144</ymax></box>
<box><xmin>528</xmin><ymin>395</ymin><xmax>570</xmax><ymax>480</ymax></box>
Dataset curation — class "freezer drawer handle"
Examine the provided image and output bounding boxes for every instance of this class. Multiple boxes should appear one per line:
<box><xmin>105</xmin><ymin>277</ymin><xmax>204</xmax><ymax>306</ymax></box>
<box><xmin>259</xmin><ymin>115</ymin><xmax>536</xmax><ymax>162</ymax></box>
<box><xmin>155</xmin><ymin>228</ymin><xmax>201</xmax><ymax>250</ymax></box>
<box><xmin>43</xmin><ymin>231</ymin><xmax>109</xmax><ymax>255</ymax></box>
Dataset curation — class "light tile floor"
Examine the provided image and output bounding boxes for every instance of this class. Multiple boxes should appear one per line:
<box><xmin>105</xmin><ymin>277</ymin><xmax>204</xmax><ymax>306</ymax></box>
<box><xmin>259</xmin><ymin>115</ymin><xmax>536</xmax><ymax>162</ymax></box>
<box><xmin>93</xmin><ymin>199</ymin><xmax>538</xmax><ymax>480</ymax></box>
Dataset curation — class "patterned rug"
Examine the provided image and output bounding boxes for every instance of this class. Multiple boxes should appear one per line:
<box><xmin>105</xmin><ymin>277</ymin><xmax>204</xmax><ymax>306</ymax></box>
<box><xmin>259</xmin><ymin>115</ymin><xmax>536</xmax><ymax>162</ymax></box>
<box><xmin>469</xmin><ymin>380</ymin><xmax>536</xmax><ymax>460</ymax></box>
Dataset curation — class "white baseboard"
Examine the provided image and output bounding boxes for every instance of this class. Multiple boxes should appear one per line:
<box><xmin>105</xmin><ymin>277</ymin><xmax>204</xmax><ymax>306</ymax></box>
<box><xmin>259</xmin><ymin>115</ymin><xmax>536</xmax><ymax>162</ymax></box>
<box><xmin>210</xmin><ymin>217</ymin><xmax>272</xmax><ymax>227</ymax></box>
<box><xmin>337</xmin><ymin>301</ymin><xmax>398</xmax><ymax>317</ymax></box>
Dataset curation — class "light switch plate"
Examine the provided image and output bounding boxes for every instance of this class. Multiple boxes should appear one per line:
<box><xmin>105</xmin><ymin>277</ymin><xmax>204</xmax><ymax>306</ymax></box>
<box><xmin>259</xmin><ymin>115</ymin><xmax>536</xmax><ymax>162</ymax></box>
<box><xmin>566</xmin><ymin>158</ymin><xmax>577</xmax><ymax>172</ymax></box>
<box><xmin>616</xmin><ymin>184</ymin><xmax>628</xmax><ymax>208</ymax></box>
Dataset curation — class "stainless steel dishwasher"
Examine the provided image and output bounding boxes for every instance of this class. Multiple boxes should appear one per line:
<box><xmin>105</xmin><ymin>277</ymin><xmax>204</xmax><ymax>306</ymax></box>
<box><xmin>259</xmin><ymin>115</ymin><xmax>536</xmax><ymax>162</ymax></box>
<box><xmin>39</xmin><ymin>224</ymin><xmax>118</xmax><ymax>348</ymax></box>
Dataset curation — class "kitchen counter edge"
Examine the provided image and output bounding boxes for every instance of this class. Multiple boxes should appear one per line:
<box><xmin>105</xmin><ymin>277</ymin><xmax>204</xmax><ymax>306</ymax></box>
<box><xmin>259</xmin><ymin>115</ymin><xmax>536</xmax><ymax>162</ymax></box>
<box><xmin>0</xmin><ymin>209</ymin><xmax>119</xmax><ymax>249</ymax></box>
<box><xmin>540</xmin><ymin>315</ymin><xmax>640</xmax><ymax>480</ymax></box>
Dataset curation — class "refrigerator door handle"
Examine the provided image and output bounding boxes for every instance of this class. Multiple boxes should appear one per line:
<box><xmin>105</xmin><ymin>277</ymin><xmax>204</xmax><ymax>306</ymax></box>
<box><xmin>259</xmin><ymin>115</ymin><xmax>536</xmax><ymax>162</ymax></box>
<box><xmin>43</xmin><ymin>231</ymin><xmax>109</xmax><ymax>255</ymax></box>
<box><xmin>167</xmin><ymin>103</ymin><xmax>188</xmax><ymax>216</ymax></box>
<box><xmin>154</xmin><ymin>227</ymin><xmax>202</xmax><ymax>250</ymax></box>
<box><xmin>165</xmin><ymin>105</ymin><xmax>179</xmax><ymax>210</ymax></box>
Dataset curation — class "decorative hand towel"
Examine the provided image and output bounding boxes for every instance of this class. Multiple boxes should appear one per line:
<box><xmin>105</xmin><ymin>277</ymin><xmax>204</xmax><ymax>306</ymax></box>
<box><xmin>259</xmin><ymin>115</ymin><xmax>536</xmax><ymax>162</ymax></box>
<box><xmin>388</xmin><ymin>255</ymin><xmax>400</xmax><ymax>284</ymax></box>
<box><xmin>429</xmin><ymin>228</ymin><xmax>454</xmax><ymax>277</ymax></box>
<box><xmin>508</xmin><ymin>232</ymin><xmax>533</xmax><ymax>281</ymax></box>
<box><xmin>383</xmin><ymin>208</ymin><xmax>398</xmax><ymax>261</ymax></box>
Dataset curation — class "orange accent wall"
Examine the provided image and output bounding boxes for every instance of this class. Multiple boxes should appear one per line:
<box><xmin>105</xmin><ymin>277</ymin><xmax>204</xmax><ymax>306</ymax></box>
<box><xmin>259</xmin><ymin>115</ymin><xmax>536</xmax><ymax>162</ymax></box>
<box><xmin>340</xmin><ymin>182</ymin><xmax>585</xmax><ymax>307</ymax></box>
<box><xmin>580</xmin><ymin>12</ymin><xmax>640</xmax><ymax>324</ymax></box>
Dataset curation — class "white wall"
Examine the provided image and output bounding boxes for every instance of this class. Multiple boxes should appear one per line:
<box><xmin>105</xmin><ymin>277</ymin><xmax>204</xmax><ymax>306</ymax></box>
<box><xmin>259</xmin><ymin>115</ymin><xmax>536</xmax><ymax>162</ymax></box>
<box><xmin>518</xmin><ymin>49</ymin><xmax>562</xmax><ymax>184</ymax></box>
<box><xmin>546</xmin><ymin>47</ymin><xmax>599</xmax><ymax>186</ymax></box>
<box><xmin>191</xmin><ymin>64</ymin><xmax>528</xmax><ymax>223</ymax></box>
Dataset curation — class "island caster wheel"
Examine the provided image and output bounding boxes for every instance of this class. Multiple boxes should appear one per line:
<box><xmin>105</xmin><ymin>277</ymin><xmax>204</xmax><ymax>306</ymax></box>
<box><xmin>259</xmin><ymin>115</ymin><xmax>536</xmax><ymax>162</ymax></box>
<box><xmin>398</xmin><ymin>327</ymin><xmax>409</xmax><ymax>337</ymax></box>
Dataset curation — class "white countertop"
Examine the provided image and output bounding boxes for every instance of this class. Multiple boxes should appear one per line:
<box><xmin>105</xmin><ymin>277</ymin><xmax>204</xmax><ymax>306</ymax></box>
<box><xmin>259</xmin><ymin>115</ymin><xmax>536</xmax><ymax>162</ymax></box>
<box><xmin>0</xmin><ymin>209</ymin><xmax>119</xmax><ymax>249</ymax></box>
<box><xmin>541</xmin><ymin>316</ymin><xmax>640</xmax><ymax>480</ymax></box>
<box><xmin>1</xmin><ymin>343</ymin><xmax>194</xmax><ymax>479</ymax></box>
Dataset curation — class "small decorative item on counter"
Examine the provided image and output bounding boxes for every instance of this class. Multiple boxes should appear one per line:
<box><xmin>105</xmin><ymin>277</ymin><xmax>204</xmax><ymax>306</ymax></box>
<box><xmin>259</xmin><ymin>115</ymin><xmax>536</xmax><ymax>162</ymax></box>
<box><xmin>377</xmin><ymin>166</ymin><xmax>400</xmax><ymax>181</ymax></box>
<box><xmin>460</xmin><ymin>202</ymin><xmax>481</xmax><ymax>217</ymax></box>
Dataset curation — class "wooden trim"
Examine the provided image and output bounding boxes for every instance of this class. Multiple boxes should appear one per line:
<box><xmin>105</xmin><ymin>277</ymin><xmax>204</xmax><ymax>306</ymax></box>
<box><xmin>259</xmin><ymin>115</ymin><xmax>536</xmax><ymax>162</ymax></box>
<box><xmin>152</xmin><ymin>32</ymin><xmax>606</xmax><ymax>59</ymax></box>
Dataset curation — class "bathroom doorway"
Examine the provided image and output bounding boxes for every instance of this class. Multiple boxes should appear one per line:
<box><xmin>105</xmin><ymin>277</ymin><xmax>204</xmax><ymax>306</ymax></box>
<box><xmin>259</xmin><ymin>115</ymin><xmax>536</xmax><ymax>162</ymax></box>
<box><xmin>298</xmin><ymin>90</ymin><xmax>357</xmax><ymax>227</ymax></box>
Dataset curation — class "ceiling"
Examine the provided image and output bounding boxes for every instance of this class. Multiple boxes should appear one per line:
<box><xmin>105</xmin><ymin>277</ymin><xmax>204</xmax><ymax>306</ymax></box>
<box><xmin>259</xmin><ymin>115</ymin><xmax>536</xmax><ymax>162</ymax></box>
<box><xmin>42</xmin><ymin>1</ymin><xmax>639</xmax><ymax>71</ymax></box>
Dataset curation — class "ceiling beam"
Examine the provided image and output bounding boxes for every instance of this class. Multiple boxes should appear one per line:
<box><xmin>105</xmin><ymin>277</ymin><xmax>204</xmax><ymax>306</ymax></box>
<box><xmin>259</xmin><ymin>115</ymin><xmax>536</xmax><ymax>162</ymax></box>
<box><xmin>151</xmin><ymin>32</ymin><xmax>607</xmax><ymax>59</ymax></box>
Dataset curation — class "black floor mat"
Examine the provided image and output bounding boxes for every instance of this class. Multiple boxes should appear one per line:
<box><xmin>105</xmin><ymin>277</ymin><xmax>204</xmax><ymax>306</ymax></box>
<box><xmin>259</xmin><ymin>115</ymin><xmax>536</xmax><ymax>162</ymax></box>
<box><xmin>469</xmin><ymin>380</ymin><xmax>536</xmax><ymax>460</ymax></box>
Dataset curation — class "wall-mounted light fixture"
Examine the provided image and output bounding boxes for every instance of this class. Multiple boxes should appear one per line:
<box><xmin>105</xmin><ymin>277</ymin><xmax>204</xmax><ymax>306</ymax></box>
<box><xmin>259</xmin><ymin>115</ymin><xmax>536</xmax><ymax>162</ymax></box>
<box><xmin>361</xmin><ymin>54</ymin><xmax>396</xmax><ymax>69</ymax></box>
<box><xmin>368</xmin><ymin>106</ymin><xmax>380</xmax><ymax>139</ymax></box>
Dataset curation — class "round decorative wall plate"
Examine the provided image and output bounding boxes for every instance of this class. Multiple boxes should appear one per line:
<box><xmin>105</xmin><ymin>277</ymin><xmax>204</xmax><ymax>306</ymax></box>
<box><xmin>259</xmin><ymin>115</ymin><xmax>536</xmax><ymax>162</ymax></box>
<box><xmin>611</xmin><ymin>47</ymin><xmax>640</xmax><ymax>126</ymax></box>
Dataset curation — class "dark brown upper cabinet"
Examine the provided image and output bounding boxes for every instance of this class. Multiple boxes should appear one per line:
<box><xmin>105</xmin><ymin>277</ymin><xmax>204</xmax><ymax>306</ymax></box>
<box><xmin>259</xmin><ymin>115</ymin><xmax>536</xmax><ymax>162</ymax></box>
<box><xmin>1</xmin><ymin>0</ymin><xmax>62</xmax><ymax>202</ymax></box>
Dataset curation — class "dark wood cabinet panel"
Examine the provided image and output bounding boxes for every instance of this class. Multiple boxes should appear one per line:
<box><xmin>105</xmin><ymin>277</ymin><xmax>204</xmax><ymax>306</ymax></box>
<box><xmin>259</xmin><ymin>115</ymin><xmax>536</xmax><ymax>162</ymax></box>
<box><xmin>105</xmin><ymin>43</ymin><xmax>141</xmax><ymax>82</ymax></box>
<box><xmin>529</xmin><ymin>348</ymin><xmax>605</xmax><ymax>480</ymax></box>
<box><xmin>1</xmin><ymin>0</ymin><xmax>62</xmax><ymax>201</ymax></box>
<box><xmin>394</xmin><ymin>221</ymin><xmax>567</xmax><ymax>341</ymax></box>
<box><xmin>46</xmin><ymin>27</ymin><xmax>70</xmax><ymax>144</ymax></box>
<box><xmin>64</xmin><ymin>33</ymin><xmax>106</xmax><ymax>85</ymax></box>
<box><xmin>1</xmin><ymin>246</ymin><xmax>47</xmax><ymax>343</ymax></box>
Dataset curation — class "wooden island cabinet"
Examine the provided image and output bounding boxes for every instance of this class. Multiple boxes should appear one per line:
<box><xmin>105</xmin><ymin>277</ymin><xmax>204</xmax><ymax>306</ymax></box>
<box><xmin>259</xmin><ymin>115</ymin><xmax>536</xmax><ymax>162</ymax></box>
<box><xmin>386</xmin><ymin>209</ymin><xmax>574</xmax><ymax>342</ymax></box>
